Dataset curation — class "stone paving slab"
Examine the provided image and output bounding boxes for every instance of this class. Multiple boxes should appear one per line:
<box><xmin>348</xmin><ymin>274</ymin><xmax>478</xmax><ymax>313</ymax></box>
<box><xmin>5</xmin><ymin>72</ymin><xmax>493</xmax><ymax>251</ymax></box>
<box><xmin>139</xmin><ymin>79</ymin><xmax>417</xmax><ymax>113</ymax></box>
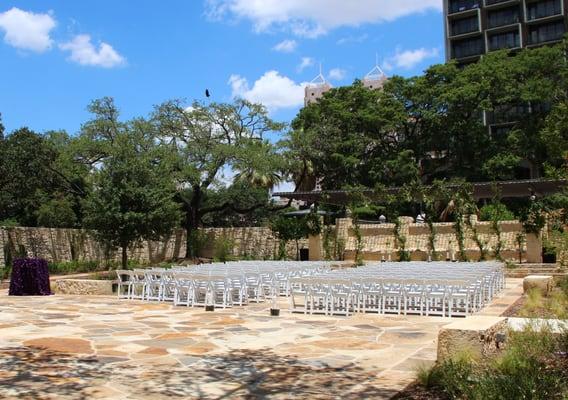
<box><xmin>0</xmin><ymin>279</ymin><xmax>523</xmax><ymax>399</ymax></box>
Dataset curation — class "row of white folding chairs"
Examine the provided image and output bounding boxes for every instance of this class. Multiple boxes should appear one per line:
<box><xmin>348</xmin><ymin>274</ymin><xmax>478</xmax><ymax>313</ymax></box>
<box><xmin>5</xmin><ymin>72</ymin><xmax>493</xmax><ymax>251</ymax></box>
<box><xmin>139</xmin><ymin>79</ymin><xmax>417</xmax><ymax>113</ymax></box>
<box><xmin>325</xmin><ymin>270</ymin><xmax>500</xmax><ymax>309</ymax></box>
<box><xmin>289</xmin><ymin>277</ymin><xmax>483</xmax><ymax>317</ymax></box>
<box><xmin>116</xmin><ymin>269</ymin><xmax>287</xmax><ymax>308</ymax></box>
<box><xmin>168</xmin><ymin>263</ymin><xmax>329</xmax><ymax>297</ymax></box>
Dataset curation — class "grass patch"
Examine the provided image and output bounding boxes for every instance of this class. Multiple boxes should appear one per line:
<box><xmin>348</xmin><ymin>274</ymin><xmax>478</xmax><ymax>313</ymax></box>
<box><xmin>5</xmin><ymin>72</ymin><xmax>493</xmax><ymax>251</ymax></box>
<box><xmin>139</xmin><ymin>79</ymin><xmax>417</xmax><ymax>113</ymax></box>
<box><xmin>519</xmin><ymin>285</ymin><xmax>568</xmax><ymax>319</ymax></box>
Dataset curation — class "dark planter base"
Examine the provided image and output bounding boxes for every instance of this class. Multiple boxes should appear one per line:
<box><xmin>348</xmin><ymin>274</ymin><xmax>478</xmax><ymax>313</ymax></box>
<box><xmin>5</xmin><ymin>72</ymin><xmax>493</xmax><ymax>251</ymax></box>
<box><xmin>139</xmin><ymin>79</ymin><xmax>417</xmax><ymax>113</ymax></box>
<box><xmin>270</xmin><ymin>308</ymin><xmax>280</xmax><ymax>316</ymax></box>
<box><xmin>205</xmin><ymin>305</ymin><xmax>215</xmax><ymax>312</ymax></box>
<box><xmin>543</xmin><ymin>253</ymin><xmax>557</xmax><ymax>264</ymax></box>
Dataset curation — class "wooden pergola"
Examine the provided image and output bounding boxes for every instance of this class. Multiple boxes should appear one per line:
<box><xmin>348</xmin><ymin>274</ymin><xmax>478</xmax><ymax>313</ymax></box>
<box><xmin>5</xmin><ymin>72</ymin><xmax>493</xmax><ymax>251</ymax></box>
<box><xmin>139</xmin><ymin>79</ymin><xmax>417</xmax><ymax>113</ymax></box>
<box><xmin>273</xmin><ymin>179</ymin><xmax>567</xmax><ymax>206</ymax></box>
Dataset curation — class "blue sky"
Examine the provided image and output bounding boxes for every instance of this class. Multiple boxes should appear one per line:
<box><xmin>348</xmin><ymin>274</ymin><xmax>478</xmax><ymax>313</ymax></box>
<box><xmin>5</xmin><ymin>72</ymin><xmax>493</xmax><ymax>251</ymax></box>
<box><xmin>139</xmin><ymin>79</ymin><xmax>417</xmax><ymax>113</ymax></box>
<box><xmin>0</xmin><ymin>1</ymin><xmax>444</xmax><ymax>136</ymax></box>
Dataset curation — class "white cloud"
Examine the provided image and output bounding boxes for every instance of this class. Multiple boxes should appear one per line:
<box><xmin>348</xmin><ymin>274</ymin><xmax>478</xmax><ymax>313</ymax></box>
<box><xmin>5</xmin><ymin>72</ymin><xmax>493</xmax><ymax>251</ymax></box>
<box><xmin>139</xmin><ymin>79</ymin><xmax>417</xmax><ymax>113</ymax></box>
<box><xmin>273</xmin><ymin>39</ymin><xmax>297</xmax><ymax>53</ymax></box>
<box><xmin>337</xmin><ymin>33</ymin><xmax>368</xmax><ymax>45</ymax></box>
<box><xmin>328</xmin><ymin>68</ymin><xmax>346</xmax><ymax>81</ymax></box>
<box><xmin>383</xmin><ymin>47</ymin><xmax>439</xmax><ymax>70</ymax></box>
<box><xmin>0</xmin><ymin>7</ymin><xmax>56</xmax><ymax>52</ymax></box>
<box><xmin>297</xmin><ymin>56</ymin><xmax>314</xmax><ymax>72</ymax></box>
<box><xmin>206</xmin><ymin>0</ymin><xmax>441</xmax><ymax>37</ymax></box>
<box><xmin>59</xmin><ymin>34</ymin><xmax>126</xmax><ymax>68</ymax></box>
<box><xmin>229</xmin><ymin>70</ymin><xmax>307</xmax><ymax>111</ymax></box>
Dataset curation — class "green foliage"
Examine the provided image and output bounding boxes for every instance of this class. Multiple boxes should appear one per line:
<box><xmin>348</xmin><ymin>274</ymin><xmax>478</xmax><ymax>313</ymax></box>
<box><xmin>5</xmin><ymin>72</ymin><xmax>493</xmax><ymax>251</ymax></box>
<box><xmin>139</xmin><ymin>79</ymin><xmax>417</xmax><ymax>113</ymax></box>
<box><xmin>467</xmin><ymin>215</ymin><xmax>488</xmax><ymax>261</ymax></box>
<box><xmin>322</xmin><ymin>225</ymin><xmax>333</xmax><ymax>261</ymax></box>
<box><xmin>479</xmin><ymin>202</ymin><xmax>515</xmax><ymax>222</ymax></box>
<box><xmin>270</xmin><ymin>215</ymin><xmax>309</xmax><ymax>260</ymax></box>
<box><xmin>80</xmin><ymin>98</ymin><xmax>181</xmax><ymax>267</ymax></box>
<box><xmin>200</xmin><ymin>182</ymin><xmax>273</xmax><ymax>228</ymax></box>
<box><xmin>153</xmin><ymin>98</ymin><xmax>286</xmax><ymax>259</ymax></box>
<box><xmin>213</xmin><ymin>235</ymin><xmax>235</xmax><ymax>262</ymax></box>
<box><xmin>352</xmin><ymin>222</ymin><xmax>364</xmax><ymax>266</ymax></box>
<box><xmin>417</xmin><ymin>326</ymin><xmax>568</xmax><ymax>400</ymax></box>
<box><xmin>0</xmin><ymin>128</ymin><xmax>64</xmax><ymax>226</ymax></box>
<box><xmin>515</xmin><ymin>232</ymin><xmax>525</xmax><ymax>263</ymax></box>
<box><xmin>520</xmin><ymin>200</ymin><xmax>548</xmax><ymax>234</ymax></box>
<box><xmin>36</xmin><ymin>196</ymin><xmax>77</xmax><ymax>228</ymax></box>
<box><xmin>48</xmin><ymin>260</ymin><xmax>101</xmax><ymax>275</ymax></box>
<box><xmin>393</xmin><ymin>218</ymin><xmax>410</xmax><ymax>262</ymax></box>
<box><xmin>448</xmin><ymin>181</ymin><xmax>476</xmax><ymax>261</ymax></box>
<box><xmin>287</xmin><ymin>42</ymin><xmax>568</xmax><ymax>192</ymax></box>
<box><xmin>0</xmin><ymin>218</ymin><xmax>19</xmax><ymax>227</ymax></box>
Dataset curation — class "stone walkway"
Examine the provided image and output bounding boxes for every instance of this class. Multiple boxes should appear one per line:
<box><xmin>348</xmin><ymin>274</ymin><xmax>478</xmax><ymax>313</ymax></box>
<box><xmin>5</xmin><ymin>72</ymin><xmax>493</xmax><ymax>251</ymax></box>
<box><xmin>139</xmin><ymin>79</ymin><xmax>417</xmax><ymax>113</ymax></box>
<box><xmin>0</xmin><ymin>278</ymin><xmax>523</xmax><ymax>399</ymax></box>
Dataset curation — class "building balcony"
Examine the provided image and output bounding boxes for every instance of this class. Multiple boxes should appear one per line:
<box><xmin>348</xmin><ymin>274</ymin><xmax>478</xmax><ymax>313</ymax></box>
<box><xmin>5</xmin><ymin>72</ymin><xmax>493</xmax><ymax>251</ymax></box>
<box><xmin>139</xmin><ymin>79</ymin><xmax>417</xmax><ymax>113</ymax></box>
<box><xmin>526</xmin><ymin>12</ymin><xmax>565</xmax><ymax>24</ymax></box>
<box><xmin>449</xmin><ymin>27</ymin><xmax>482</xmax><ymax>38</ymax></box>
<box><xmin>525</xmin><ymin>0</ymin><xmax>564</xmax><ymax>22</ymax></box>
<box><xmin>447</xmin><ymin>0</ymin><xmax>481</xmax><ymax>15</ymax></box>
<box><xmin>484</xmin><ymin>0</ymin><xmax>520</xmax><ymax>8</ymax></box>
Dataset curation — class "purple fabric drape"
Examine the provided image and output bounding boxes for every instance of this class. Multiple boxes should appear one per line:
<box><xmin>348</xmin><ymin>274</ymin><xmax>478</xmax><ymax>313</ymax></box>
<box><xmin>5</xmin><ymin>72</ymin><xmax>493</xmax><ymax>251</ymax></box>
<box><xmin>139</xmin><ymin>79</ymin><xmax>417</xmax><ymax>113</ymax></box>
<box><xmin>8</xmin><ymin>258</ymin><xmax>52</xmax><ymax>296</ymax></box>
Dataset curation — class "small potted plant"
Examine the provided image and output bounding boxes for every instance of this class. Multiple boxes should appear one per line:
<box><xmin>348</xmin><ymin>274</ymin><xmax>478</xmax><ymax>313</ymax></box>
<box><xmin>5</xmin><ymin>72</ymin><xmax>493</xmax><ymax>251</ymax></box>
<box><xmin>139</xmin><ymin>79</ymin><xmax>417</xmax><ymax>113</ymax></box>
<box><xmin>205</xmin><ymin>289</ymin><xmax>215</xmax><ymax>312</ymax></box>
<box><xmin>270</xmin><ymin>287</ymin><xmax>280</xmax><ymax>316</ymax></box>
<box><xmin>542</xmin><ymin>243</ymin><xmax>557</xmax><ymax>264</ymax></box>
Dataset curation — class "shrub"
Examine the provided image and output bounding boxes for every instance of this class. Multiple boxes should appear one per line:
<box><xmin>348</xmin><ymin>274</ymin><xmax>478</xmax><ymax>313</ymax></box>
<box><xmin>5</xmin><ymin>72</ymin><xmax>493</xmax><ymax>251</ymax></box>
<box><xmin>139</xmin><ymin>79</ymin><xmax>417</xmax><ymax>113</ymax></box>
<box><xmin>479</xmin><ymin>202</ymin><xmax>515</xmax><ymax>222</ymax></box>
<box><xmin>48</xmin><ymin>260</ymin><xmax>101</xmax><ymax>275</ymax></box>
<box><xmin>415</xmin><ymin>326</ymin><xmax>568</xmax><ymax>399</ymax></box>
<box><xmin>213</xmin><ymin>235</ymin><xmax>235</xmax><ymax>262</ymax></box>
<box><xmin>557</xmin><ymin>276</ymin><xmax>568</xmax><ymax>297</ymax></box>
<box><xmin>36</xmin><ymin>197</ymin><xmax>77</xmax><ymax>228</ymax></box>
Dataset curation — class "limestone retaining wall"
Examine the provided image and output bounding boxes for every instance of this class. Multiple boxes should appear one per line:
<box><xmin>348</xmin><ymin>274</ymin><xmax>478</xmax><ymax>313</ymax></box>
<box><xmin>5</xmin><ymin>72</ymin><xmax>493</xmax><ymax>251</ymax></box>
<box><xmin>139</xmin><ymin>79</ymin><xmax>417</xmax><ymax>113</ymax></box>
<box><xmin>0</xmin><ymin>215</ymin><xmax>541</xmax><ymax>267</ymax></box>
<box><xmin>0</xmin><ymin>226</ymin><xmax>307</xmax><ymax>268</ymax></box>
<box><xmin>336</xmin><ymin>216</ymin><xmax>540</xmax><ymax>262</ymax></box>
<box><xmin>54</xmin><ymin>279</ymin><xmax>114</xmax><ymax>296</ymax></box>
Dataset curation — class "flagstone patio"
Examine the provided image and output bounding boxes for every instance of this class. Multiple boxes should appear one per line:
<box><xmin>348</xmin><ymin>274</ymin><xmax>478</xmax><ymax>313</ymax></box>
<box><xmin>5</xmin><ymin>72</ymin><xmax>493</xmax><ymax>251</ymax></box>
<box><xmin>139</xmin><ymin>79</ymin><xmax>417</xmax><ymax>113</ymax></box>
<box><xmin>0</xmin><ymin>278</ymin><xmax>523</xmax><ymax>399</ymax></box>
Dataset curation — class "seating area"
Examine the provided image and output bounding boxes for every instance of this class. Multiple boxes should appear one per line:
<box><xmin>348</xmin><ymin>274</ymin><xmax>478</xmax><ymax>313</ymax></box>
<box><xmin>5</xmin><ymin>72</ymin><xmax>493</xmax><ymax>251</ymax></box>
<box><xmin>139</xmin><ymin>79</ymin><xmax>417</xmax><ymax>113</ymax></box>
<box><xmin>115</xmin><ymin>261</ymin><xmax>330</xmax><ymax>309</ymax></box>
<box><xmin>115</xmin><ymin>261</ymin><xmax>504</xmax><ymax>318</ymax></box>
<box><xmin>289</xmin><ymin>262</ymin><xmax>504</xmax><ymax>318</ymax></box>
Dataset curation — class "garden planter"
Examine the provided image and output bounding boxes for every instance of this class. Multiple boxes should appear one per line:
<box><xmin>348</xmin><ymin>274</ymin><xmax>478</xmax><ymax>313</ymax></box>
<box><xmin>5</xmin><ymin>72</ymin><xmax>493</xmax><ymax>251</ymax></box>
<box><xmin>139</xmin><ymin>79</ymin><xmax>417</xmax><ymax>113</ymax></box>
<box><xmin>542</xmin><ymin>252</ymin><xmax>557</xmax><ymax>264</ymax></box>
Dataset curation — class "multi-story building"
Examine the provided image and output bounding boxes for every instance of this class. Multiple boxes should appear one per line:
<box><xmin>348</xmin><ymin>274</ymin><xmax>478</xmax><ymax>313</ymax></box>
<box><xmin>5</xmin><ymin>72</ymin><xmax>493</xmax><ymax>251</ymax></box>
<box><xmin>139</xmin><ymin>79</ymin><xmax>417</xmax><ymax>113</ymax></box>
<box><xmin>444</xmin><ymin>0</ymin><xmax>568</xmax><ymax>64</ymax></box>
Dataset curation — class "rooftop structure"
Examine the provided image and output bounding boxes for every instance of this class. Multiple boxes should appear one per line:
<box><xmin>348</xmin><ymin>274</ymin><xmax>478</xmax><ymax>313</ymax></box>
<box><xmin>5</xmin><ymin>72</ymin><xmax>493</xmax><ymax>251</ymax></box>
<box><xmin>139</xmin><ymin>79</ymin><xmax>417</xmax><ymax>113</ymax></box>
<box><xmin>304</xmin><ymin>58</ymin><xmax>389</xmax><ymax>106</ymax></box>
<box><xmin>304</xmin><ymin>64</ymin><xmax>332</xmax><ymax>106</ymax></box>
<box><xmin>362</xmin><ymin>54</ymin><xmax>388</xmax><ymax>90</ymax></box>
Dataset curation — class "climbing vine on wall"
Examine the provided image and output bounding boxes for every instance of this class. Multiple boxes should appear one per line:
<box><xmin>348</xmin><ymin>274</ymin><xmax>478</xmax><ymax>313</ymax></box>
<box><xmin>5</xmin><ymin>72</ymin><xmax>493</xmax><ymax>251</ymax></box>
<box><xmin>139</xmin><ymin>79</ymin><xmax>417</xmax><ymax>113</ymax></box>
<box><xmin>394</xmin><ymin>218</ymin><xmax>410</xmax><ymax>262</ymax></box>
<box><xmin>491</xmin><ymin>218</ymin><xmax>504</xmax><ymax>261</ymax></box>
<box><xmin>466</xmin><ymin>215</ymin><xmax>488</xmax><ymax>261</ymax></box>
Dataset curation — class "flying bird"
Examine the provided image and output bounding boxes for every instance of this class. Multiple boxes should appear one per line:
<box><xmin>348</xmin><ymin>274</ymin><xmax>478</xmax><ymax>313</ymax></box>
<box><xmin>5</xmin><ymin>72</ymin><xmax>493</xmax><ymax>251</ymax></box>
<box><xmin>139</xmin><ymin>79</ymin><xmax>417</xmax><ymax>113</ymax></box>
<box><xmin>205</xmin><ymin>89</ymin><xmax>210</xmax><ymax>98</ymax></box>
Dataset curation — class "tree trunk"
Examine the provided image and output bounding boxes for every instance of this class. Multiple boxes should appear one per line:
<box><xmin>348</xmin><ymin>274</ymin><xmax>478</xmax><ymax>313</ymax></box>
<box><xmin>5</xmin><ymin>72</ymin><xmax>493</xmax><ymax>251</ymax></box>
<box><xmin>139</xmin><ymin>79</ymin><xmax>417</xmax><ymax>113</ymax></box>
<box><xmin>184</xmin><ymin>187</ymin><xmax>201</xmax><ymax>259</ymax></box>
<box><xmin>295</xmin><ymin>239</ymin><xmax>300</xmax><ymax>261</ymax></box>
<box><xmin>121</xmin><ymin>246</ymin><xmax>128</xmax><ymax>268</ymax></box>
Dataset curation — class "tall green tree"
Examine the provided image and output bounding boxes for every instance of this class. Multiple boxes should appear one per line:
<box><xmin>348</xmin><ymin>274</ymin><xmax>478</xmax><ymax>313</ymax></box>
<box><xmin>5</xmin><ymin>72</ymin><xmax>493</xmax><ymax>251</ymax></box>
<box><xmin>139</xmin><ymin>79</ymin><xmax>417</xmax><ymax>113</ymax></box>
<box><xmin>0</xmin><ymin>113</ymin><xmax>4</xmax><ymax>139</ymax></box>
<box><xmin>80</xmin><ymin>102</ymin><xmax>180</xmax><ymax>267</ymax></box>
<box><xmin>0</xmin><ymin>127</ymin><xmax>63</xmax><ymax>226</ymax></box>
<box><xmin>153</xmin><ymin>99</ymin><xmax>286</xmax><ymax>258</ymax></box>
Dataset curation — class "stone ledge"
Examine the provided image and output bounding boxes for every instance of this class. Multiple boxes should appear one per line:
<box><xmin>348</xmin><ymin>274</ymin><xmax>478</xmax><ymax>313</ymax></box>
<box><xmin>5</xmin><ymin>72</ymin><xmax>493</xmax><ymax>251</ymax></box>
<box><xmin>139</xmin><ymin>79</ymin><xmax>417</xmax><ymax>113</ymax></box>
<box><xmin>54</xmin><ymin>279</ymin><xmax>114</xmax><ymax>295</ymax></box>
<box><xmin>523</xmin><ymin>275</ymin><xmax>554</xmax><ymax>295</ymax></box>
<box><xmin>437</xmin><ymin>316</ymin><xmax>508</xmax><ymax>363</ymax></box>
<box><xmin>508</xmin><ymin>317</ymin><xmax>568</xmax><ymax>334</ymax></box>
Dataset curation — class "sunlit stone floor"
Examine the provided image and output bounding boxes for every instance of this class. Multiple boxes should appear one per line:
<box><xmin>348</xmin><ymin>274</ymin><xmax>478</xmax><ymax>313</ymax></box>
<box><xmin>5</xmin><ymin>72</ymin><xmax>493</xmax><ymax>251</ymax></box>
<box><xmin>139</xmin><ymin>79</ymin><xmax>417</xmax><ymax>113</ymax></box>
<box><xmin>0</xmin><ymin>279</ymin><xmax>522</xmax><ymax>399</ymax></box>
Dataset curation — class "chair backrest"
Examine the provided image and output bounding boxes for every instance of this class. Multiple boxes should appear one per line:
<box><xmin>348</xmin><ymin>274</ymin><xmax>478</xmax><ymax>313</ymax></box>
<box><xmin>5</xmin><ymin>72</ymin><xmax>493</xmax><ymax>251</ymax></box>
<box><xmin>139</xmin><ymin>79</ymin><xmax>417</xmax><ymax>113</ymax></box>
<box><xmin>115</xmin><ymin>269</ymin><xmax>133</xmax><ymax>282</ymax></box>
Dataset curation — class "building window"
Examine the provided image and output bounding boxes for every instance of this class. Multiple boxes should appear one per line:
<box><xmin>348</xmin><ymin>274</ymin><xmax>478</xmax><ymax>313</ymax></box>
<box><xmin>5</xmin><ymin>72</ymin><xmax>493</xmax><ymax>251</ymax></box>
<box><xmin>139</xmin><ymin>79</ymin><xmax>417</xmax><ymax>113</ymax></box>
<box><xmin>487</xmin><ymin>6</ymin><xmax>521</xmax><ymax>28</ymax></box>
<box><xmin>452</xmin><ymin>36</ymin><xmax>485</xmax><ymax>58</ymax></box>
<box><xmin>448</xmin><ymin>0</ymin><xmax>481</xmax><ymax>14</ymax></box>
<box><xmin>528</xmin><ymin>20</ymin><xmax>565</xmax><ymax>44</ymax></box>
<box><xmin>488</xmin><ymin>30</ymin><xmax>521</xmax><ymax>51</ymax></box>
<box><xmin>526</xmin><ymin>0</ymin><xmax>562</xmax><ymax>21</ymax></box>
<box><xmin>451</xmin><ymin>15</ymin><xmax>480</xmax><ymax>35</ymax></box>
